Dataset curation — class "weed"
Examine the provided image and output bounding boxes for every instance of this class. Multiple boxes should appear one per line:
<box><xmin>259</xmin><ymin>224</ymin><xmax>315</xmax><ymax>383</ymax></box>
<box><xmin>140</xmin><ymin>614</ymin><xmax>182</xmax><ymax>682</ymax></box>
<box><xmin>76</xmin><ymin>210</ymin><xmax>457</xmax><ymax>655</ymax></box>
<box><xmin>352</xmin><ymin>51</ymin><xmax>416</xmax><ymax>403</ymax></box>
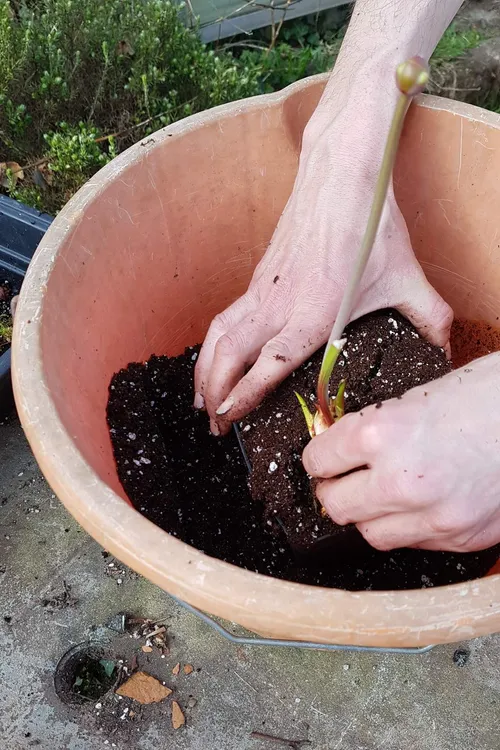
<box><xmin>432</xmin><ymin>24</ymin><xmax>483</xmax><ymax>63</ymax></box>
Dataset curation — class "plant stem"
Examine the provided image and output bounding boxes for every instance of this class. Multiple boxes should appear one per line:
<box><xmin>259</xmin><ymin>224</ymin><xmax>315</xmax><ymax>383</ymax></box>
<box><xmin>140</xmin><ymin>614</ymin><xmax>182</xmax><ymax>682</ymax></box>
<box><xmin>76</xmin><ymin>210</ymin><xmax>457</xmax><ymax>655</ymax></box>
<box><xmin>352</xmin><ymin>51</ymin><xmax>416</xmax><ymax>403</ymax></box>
<box><xmin>316</xmin><ymin>58</ymin><xmax>428</xmax><ymax>427</ymax></box>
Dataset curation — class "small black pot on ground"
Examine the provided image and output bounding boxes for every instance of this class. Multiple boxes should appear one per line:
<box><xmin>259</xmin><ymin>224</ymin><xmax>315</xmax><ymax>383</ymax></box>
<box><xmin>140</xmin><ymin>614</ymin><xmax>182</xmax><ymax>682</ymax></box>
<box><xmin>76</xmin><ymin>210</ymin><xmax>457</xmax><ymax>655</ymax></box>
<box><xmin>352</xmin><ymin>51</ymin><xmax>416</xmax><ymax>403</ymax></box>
<box><xmin>0</xmin><ymin>195</ymin><xmax>52</xmax><ymax>419</ymax></box>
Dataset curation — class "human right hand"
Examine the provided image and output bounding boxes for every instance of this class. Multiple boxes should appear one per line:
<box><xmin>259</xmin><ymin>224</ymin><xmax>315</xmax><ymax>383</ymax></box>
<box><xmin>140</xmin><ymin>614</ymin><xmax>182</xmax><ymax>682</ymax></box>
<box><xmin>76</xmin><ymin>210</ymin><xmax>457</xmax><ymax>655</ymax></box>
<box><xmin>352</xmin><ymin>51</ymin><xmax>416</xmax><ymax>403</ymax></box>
<box><xmin>302</xmin><ymin>353</ymin><xmax>500</xmax><ymax>553</ymax></box>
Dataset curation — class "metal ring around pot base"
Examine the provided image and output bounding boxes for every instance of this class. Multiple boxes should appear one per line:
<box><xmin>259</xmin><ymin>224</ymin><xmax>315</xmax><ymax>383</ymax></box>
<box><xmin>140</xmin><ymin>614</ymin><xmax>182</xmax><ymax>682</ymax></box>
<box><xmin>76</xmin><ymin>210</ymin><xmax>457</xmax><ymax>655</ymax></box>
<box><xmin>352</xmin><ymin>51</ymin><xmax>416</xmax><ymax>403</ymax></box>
<box><xmin>172</xmin><ymin>597</ymin><xmax>435</xmax><ymax>654</ymax></box>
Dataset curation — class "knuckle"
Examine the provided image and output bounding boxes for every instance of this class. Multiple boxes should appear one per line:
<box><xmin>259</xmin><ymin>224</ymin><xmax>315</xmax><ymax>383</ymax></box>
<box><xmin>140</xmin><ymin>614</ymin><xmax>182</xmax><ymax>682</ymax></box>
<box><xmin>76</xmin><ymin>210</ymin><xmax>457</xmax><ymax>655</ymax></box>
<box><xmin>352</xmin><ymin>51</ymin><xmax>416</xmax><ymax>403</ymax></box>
<box><xmin>427</xmin><ymin>511</ymin><xmax>459</xmax><ymax>537</ymax></box>
<box><xmin>215</xmin><ymin>328</ymin><xmax>249</xmax><ymax>357</ymax></box>
<box><xmin>449</xmin><ymin>526</ymin><xmax>483</xmax><ymax>552</ymax></box>
<box><xmin>210</xmin><ymin>311</ymin><xmax>233</xmax><ymax>337</ymax></box>
<box><xmin>357</xmin><ymin>418</ymin><xmax>387</xmax><ymax>456</ymax></box>
<box><xmin>361</xmin><ymin>524</ymin><xmax>393</xmax><ymax>552</ymax></box>
<box><xmin>261</xmin><ymin>335</ymin><xmax>294</xmax><ymax>363</ymax></box>
<box><xmin>303</xmin><ymin>443</ymin><xmax>324</xmax><ymax>477</ymax></box>
<box><xmin>375</xmin><ymin>469</ymin><xmax>422</xmax><ymax>508</ymax></box>
<box><xmin>316</xmin><ymin>482</ymin><xmax>350</xmax><ymax>525</ymax></box>
<box><xmin>325</xmin><ymin>500</ymin><xmax>350</xmax><ymax>526</ymax></box>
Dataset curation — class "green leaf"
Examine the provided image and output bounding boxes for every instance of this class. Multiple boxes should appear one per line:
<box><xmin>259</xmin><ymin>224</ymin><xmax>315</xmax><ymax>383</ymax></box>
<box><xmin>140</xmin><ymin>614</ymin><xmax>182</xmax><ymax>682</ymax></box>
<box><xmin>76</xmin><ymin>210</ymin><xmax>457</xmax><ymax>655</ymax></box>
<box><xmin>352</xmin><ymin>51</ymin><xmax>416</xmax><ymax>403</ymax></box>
<box><xmin>333</xmin><ymin>379</ymin><xmax>346</xmax><ymax>421</ymax></box>
<box><xmin>99</xmin><ymin>659</ymin><xmax>116</xmax><ymax>678</ymax></box>
<box><xmin>294</xmin><ymin>391</ymin><xmax>315</xmax><ymax>438</ymax></box>
<box><xmin>317</xmin><ymin>339</ymin><xmax>346</xmax><ymax>426</ymax></box>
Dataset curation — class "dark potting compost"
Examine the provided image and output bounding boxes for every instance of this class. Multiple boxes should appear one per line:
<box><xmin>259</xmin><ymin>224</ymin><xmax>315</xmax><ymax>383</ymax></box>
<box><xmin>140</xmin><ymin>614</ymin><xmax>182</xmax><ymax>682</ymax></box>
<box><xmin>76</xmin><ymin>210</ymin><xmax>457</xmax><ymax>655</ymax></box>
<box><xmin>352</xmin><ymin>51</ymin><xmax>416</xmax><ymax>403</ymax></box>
<box><xmin>107</xmin><ymin>310</ymin><xmax>500</xmax><ymax>591</ymax></box>
<box><xmin>240</xmin><ymin>309</ymin><xmax>451</xmax><ymax>555</ymax></box>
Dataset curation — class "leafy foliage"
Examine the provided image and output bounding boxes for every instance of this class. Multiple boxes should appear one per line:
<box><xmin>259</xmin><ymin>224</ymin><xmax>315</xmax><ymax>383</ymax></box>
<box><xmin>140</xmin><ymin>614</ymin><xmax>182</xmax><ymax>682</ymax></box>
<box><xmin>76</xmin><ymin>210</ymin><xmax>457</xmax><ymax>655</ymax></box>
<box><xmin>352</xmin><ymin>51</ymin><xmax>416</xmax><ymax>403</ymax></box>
<box><xmin>0</xmin><ymin>0</ymin><xmax>258</xmax><ymax>210</ymax></box>
<box><xmin>0</xmin><ymin>2</ymin><xmax>488</xmax><ymax>214</ymax></box>
<box><xmin>432</xmin><ymin>24</ymin><xmax>482</xmax><ymax>62</ymax></box>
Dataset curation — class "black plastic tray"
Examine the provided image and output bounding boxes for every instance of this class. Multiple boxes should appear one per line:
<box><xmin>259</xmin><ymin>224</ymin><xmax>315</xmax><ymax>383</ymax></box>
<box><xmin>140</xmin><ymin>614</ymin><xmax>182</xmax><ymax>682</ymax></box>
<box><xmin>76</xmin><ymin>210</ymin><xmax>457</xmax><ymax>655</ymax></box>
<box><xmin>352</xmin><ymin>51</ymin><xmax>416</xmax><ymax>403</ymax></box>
<box><xmin>0</xmin><ymin>195</ymin><xmax>52</xmax><ymax>419</ymax></box>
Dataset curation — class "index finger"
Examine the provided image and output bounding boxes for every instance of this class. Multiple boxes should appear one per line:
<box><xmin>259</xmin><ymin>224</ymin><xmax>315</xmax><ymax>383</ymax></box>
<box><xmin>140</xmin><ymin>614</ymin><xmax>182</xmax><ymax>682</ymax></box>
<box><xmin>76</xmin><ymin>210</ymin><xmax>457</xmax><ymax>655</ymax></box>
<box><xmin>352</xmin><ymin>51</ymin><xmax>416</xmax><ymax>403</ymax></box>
<box><xmin>194</xmin><ymin>292</ymin><xmax>257</xmax><ymax>402</ymax></box>
<box><xmin>302</xmin><ymin>410</ymin><xmax>379</xmax><ymax>479</ymax></box>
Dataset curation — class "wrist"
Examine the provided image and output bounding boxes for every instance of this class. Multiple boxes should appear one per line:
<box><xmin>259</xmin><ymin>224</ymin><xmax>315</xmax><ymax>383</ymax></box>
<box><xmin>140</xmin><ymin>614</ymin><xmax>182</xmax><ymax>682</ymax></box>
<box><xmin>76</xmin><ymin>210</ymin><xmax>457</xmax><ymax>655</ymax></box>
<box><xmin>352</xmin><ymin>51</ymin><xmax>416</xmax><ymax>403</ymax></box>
<box><xmin>305</xmin><ymin>47</ymin><xmax>405</xmax><ymax>137</ymax></box>
<box><xmin>301</xmin><ymin>48</ymin><xmax>413</xmax><ymax>179</ymax></box>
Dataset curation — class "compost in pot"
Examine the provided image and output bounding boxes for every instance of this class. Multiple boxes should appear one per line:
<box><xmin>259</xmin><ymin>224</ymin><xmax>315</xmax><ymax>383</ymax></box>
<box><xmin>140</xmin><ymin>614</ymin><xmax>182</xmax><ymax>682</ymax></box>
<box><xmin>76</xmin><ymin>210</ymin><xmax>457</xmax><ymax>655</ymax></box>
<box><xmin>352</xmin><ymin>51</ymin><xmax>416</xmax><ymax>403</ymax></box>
<box><xmin>107</xmin><ymin>309</ymin><xmax>500</xmax><ymax>591</ymax></box>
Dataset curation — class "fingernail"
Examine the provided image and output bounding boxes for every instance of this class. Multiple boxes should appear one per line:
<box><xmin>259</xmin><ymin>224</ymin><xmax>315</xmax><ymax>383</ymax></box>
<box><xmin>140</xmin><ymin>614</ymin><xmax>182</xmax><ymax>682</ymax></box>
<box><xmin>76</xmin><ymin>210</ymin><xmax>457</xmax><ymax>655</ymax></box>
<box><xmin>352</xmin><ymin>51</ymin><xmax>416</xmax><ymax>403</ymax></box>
<box><xmin>216</xmin><ymin>396</ymin><xmax>234</xmax><ymax>416</ymax></box>
<box><xmin>210</xmin><ymin>418</ymin><xmax>220</xmax><ymax>436</ymax></box>
<box><xmin>193</xmin><ymin>392</ymin><xmax>205</xmax><ymax>410</ymax></box>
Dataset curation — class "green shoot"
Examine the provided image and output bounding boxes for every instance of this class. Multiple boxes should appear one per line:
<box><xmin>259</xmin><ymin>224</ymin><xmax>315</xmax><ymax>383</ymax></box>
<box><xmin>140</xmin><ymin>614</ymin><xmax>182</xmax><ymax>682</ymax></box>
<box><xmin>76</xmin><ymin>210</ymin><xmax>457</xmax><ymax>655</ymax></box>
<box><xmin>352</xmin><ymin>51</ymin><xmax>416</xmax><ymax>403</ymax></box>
<box><xmin>333</xmin><ymin>379</ymin><xmax>346</xmax><ymax>420</ymax></box>
<box><xmin>294</xmin><ymin>391</ymin><xmax>315</xmax><ymax>437</ymax></box>
<box><xmin>295</xmin><ymin>378</ymin><xmax>346</xmax><ymax>438</ymax></box>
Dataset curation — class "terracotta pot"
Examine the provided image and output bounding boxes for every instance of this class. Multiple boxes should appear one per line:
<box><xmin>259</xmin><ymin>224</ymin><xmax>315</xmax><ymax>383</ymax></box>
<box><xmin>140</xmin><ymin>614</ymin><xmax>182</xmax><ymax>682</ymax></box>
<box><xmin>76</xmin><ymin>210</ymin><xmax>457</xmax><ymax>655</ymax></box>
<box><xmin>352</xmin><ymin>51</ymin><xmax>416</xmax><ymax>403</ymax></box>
<box><xmin>12</xmin><ymin>76</ymin><xmax>500</xmax><ymax>648</ymax></box>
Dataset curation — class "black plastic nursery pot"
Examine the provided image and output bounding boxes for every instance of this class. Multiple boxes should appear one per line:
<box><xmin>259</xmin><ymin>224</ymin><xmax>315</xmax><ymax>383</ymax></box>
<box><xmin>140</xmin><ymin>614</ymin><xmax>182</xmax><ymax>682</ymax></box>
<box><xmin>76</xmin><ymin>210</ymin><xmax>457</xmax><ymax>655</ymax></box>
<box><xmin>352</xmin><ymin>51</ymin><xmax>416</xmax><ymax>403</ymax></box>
<box><xmin>0</xmin><ymin>195</ymin><xmax>52</xmax><ymax>419</ymax></box>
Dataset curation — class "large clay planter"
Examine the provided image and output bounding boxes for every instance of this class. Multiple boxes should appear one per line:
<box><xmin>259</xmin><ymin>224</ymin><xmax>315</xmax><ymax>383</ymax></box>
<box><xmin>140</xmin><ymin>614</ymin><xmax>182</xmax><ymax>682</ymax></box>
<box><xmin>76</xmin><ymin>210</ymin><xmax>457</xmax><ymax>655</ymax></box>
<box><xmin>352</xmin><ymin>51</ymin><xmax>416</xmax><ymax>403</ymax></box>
<box><xmin>12</xmin><ymin>76</ymin><xmax>500</xmax><ymax>648</ymax></box>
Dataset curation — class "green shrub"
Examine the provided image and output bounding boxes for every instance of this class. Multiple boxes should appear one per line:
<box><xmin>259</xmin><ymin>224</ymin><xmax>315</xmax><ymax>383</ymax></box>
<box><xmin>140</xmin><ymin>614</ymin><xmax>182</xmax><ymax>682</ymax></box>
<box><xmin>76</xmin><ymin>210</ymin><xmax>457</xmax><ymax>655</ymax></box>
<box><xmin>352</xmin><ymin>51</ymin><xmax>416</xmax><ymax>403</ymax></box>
<box><xmin>0</xmin><ymin>0</ymin><xmax>487</xmax><ymax>216</ymax></box>
<box><xmin>239</xmin><ymin>41</ymin><xmax>336</xmax><ymax>94</ymax></box>
<box><xmin>0</xmin><ymin>0</ymin><xmax>259</xmax><ymax>210</ymax></box>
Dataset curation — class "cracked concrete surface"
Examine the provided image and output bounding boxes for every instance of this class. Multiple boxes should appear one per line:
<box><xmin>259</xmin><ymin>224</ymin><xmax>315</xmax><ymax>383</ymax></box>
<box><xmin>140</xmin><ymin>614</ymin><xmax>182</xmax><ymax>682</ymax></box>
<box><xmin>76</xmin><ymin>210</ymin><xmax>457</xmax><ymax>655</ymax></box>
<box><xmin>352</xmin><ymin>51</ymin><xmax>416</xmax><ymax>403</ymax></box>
<box><xmin>1</xmin><ymin>413</ymin><xmax>500</xmax><ymax>750</ymax></box>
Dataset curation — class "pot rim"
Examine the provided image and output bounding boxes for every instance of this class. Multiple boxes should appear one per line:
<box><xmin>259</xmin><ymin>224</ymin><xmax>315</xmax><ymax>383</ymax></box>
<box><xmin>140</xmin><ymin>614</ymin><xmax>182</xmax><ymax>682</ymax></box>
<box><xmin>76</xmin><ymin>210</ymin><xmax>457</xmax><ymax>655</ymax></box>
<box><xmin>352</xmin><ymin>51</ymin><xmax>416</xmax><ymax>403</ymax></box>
<box><xmin>12</xmin><ymin>75</ymin><xmax>500</xmax><ymax>647</ymax></box>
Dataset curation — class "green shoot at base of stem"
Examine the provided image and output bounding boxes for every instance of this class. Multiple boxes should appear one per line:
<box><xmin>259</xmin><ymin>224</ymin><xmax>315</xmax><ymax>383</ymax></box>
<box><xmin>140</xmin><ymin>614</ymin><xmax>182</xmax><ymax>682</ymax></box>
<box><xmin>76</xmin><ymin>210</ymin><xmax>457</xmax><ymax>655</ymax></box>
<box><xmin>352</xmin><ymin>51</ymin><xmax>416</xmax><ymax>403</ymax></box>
<box><xmin>334</xmin><ymin>379</ymin><xmax>346</xmax><ymax>420</ymax></box>
<box><xmin>294</xmin><ymin>391</ymin><xmax>314</xmax><ymax>436</ymax></box>
<box><xmin>316</xmin><ymin>339</ymin><xmax>346</xmax><ymax>429</ymax></box>
<box><xmin>295</xmin><ymin>377</ymin><xmax>346</xmax><ymax>438</ymax></box>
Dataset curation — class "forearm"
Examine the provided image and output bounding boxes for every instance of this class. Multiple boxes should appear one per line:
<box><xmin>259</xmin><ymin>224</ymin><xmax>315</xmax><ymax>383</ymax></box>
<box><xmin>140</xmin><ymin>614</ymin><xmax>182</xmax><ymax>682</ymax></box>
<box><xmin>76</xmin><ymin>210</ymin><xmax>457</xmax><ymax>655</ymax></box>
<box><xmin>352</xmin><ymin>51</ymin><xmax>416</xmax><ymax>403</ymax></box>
<box><xmin>305</xmin><ymin>0</ymin><xmax>464</xmax><ymax>146</ymax></box>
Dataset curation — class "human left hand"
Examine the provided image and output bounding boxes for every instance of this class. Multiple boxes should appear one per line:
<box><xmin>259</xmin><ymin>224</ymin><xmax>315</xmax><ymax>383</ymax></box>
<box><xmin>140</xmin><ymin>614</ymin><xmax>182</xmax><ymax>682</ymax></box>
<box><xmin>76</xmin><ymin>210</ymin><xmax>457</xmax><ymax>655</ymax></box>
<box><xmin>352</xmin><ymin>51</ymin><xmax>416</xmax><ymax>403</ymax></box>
<box><xmin>302</xmin><ymin>353</ymin><xmax>500</xmax><ymax>552</ymax></box>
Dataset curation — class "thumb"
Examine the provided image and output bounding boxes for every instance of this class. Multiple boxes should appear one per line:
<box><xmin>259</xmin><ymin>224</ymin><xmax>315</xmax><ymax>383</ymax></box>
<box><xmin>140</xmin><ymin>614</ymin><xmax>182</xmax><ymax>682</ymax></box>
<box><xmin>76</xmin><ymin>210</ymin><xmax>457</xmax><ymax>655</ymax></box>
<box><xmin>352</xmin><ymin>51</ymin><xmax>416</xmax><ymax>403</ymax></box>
<box><xmin>396</xmin><ymin>275</ymin><xmax>453</xmax><ymax>351</ymax></box>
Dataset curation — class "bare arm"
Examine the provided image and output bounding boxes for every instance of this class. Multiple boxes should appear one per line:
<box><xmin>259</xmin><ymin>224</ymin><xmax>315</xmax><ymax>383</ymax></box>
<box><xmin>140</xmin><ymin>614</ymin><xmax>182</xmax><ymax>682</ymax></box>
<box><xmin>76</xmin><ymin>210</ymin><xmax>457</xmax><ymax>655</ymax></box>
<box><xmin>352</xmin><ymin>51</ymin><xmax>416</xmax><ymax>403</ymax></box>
<box><xmin>196</xmin><ymin>0</ymin><xmax>463</xmax><ymax>431</ymax></box>
<box><xmin>306</xmin><ymin>0</ymin><xmax>465</xmax><ymax>150</ymax></box>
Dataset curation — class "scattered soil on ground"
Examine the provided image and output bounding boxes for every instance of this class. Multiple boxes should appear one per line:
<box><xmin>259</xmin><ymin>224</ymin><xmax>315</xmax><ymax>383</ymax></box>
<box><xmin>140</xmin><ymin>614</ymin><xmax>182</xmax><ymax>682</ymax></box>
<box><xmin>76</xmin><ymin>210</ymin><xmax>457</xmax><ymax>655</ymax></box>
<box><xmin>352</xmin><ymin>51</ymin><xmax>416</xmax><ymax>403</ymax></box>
<box><xmin>54</xmin><ymin>615</ymin><xmax>194</xmax><ymax>746</ymax></box>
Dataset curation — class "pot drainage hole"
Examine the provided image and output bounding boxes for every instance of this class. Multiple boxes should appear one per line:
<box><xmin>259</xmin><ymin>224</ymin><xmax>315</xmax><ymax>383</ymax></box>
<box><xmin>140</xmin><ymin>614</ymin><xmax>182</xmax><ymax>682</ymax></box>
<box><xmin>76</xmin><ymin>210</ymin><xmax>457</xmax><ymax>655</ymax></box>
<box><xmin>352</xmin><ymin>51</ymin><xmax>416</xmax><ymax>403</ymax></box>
<box><xmin>54</xmin><ymin>643</ymin><xmax>119</xmax><ymax>705</ymax></box>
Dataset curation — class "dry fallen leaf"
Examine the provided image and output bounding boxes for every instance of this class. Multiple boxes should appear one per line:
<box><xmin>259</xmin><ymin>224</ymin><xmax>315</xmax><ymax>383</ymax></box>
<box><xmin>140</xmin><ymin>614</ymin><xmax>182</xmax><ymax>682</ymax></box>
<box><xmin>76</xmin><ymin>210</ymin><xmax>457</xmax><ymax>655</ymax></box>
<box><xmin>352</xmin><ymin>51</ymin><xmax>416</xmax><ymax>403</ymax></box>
<box><xmin>183</xmin><ymin>664</ymin><xmax>194</xmax><ymax>675</ymax></box>
<box><xmin>141</xmin><ymin>645</ymin><xmax>153</xmax><ymax>653</ymax></box>
<box><xmin>116</xmin><ymin>672</ymin><xmax>172</xmax><ymax>704</ymax></box>
<box><xmin>32</xmin><ymin>162</ymin><xmax>53</xmax><ymax>190</ymax></box>
<box><xmin>117</xmin><ymin>39</ymin><xmax>134</xmax><ymax>56</ymax></box>
<box><xmin>171</xmin><ymin>701</ymin><xmax>185</xmax><ymax>729</ymax></box>
<box><xmin>39</xmin><ymin>162</ymin><xmax>53</xmax><ymax>185</ymax></box>
<box><xmin>172</xmin><ymin>663</ymin><xmax>180</xmax><ymax>675</ymax></box>
<box><xmin>0</xmin><ymin>161</ymin><xmax>24</xmax><ymax>188</ymax></box>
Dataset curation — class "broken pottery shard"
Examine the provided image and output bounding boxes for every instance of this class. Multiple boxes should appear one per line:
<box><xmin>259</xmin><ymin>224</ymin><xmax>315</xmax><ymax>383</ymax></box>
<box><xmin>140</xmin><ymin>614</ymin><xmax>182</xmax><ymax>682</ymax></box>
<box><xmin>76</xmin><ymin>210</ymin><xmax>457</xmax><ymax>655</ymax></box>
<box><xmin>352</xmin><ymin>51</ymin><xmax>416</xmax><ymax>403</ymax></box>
<box><xmin>172</xmin><ymin>700</ymin><xmax>185</xmax><ymax>729</ymax></box>
<box><xmin>116</xmin><ymin>671</ymin><xmax>172</xmax><ymax>704</ymax></box>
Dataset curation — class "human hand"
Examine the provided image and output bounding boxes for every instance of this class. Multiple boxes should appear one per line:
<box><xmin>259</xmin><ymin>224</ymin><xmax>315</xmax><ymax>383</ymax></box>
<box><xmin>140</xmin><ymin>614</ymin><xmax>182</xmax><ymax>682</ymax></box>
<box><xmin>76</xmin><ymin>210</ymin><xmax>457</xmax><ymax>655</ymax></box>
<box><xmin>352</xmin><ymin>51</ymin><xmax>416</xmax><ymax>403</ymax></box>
<box><xmin>195</xmin><ymin>105</ymin><xmax>452</xmax><ymax>434</ymax></box>
<box><xmin>302</xmin><ymin>353</ymin><xmax>500</xmax><ymax>553</ymax></box>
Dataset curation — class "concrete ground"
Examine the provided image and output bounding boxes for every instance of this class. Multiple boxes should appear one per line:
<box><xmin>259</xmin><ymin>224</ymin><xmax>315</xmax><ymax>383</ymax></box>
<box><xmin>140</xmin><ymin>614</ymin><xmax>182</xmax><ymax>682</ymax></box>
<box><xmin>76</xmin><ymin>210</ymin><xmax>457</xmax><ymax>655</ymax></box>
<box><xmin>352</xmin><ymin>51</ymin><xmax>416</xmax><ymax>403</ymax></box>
<box><xmin>1</xmin><ymin>413</ymin><xmax>499</xmax><ymax>750</ymax></box>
